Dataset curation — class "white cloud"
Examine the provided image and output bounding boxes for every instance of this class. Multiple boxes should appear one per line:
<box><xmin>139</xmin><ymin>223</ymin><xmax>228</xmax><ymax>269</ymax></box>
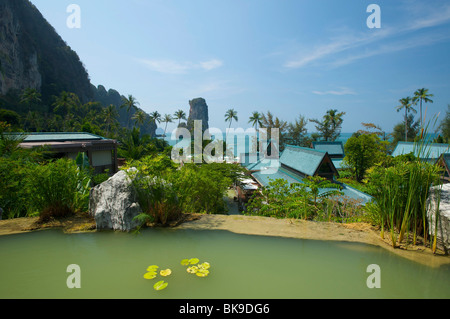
<box><xmin>283</xmin><ymin>3</ymin><xmax>450</xmax><ymax>70</ymax></box>
<box><xmin>138</xmin><ymin>58</ymin><xmax>223</xmax><ymax>74</ymax></box>
<box><xmin>312</xmin><ymin>87</ymin><xmax>357</xmax><ymax>96</ymax></box>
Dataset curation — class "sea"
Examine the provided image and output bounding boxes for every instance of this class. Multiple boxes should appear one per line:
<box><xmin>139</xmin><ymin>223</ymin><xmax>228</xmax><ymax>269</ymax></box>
<box><xmin>162</xmin><ymin>132</ymin><xmax>439</xmax><ymax>158</ymax></box>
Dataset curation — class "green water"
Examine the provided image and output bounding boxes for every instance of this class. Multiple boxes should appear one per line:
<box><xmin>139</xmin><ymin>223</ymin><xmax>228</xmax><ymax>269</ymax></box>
<box><xmin>0</xmin><ymin>229</ymin><xmax>449</xmax><ymax>299</ymax></box>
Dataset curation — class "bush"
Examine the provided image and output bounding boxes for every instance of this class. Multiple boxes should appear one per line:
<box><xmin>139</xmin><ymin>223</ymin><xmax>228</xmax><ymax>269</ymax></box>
<box><xmin>27</xmin><ymin>158</ymin><xmax>91</xmax><ymax>222</ymax></box>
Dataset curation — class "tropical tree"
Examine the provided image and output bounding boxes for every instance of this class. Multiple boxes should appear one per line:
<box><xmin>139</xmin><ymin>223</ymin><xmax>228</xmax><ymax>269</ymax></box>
<box><xmin>287</xmin><ymin>115</ymin><xmax>309</xmax><ymax>146</ymax></box>
<box><xmin>132</xmin><ymin>110</ymin><xmax>147</xmax><ymax>127</ymax></box>
<box><xmin>173</xmin><ymin>109</ymin><xmax>187</xmax><ymax>127</ymax></box>
<box><xmin>344</xmin><ymin>133</ymin><xmax>387</xmax><ymax>182</ymax></box>
<box><xmin>310</xmin><ymin>109</ymin><xmax>345</xmax><ymax>141</ymax></box>
<box><xmin>161</xmin><ymin>114</ymin><xmax>173</xmax><ymax>137</ymax></box>
<box><xmin>52</xmin><ymin>91</ymin><xmax>80</xmax><ymax>116</ymax></box>
<box><xmin>149</xmin><ymin>111</ymin><xmax>162</xmax><ymax>126</ymax></box>
<box><xmin>439</xmin><ymin>105</ymin><xmax>450</xmax><ymax>143</ymax></box>
<box><xmin>396</xmin><ymin>97</ymin><xmax>416</xmax><ymax>141</ymax></box>
<box><xmin>412</xmin><ymin>88</ymin><xmax>433</xmax><ymax>128</ymax></box>
<box><xmin>103</xmin><ymin>104</ymin><xmax>118</xmax><ymax>135</ymax></box>
<box><xmin>20</xmin><ymin>88</ymin><xmax>41</xmax><ymax>112</ymax></box>
<box><xmin>248</xmin><ymin>111</ymin><xmax>263</xmax><ymax>131</ymax></box>
<box><xmin>225</xmin><ymin>109</ymin><xmax>238</xmax><ymax>130</ymax></box>
<box><xmin>120</xmin><ymin>95</ymin><xmax>139</xmax><ymax>129</ymax></box>
<box><xmin>260</xmin><ymin>111</ymin><xmax>288</xmax><ymax>149</ymax></box>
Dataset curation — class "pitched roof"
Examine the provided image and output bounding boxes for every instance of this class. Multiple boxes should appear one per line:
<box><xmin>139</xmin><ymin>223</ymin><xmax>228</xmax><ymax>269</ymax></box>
<box><xmin>392</xmin><ymin>142</ymin><xmax>449</xmax><ymax>159</ymax></box>
<box><xmin>312</xmin><ymin>141</ymin><xmax>345</xmax><ymax>157</ymax></box>
<box><xmin>280</xmin><ymin>145</ymin><xmax>329</xmax><ymax>176</ymax></box>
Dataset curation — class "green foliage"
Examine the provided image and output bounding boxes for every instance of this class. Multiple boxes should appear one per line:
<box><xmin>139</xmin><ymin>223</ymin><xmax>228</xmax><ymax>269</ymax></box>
<box><xmin>171</xmin><ymin>163</ymin><xmax>233</xmax><ymax>214</ymax></box>
<box><xmin>27</xmin><ymin>158</ymin><xmax>91</xmax><ymax>222</ymax></box>
<box><xmin>366</xmin><ymin>157</ymin><xmax>441</xmax><ymax>248</ymax></box>
<box><xmin>128</xmin><ymin>168</ymin><xmax>182</xmax><ymax>227</ymax></box>
<box><xmin>309</xmin><ymin>109</ymin><xmax>345</xmax><ymax>142</ymax></box>
<box><xmin>246</xmin><ymin>177</ymin><xmax>344</xmax><ymax>221</ymax></box>
<box><xmin>344</xmin><ymin>133</ymin><xmax>388</xmax><ymax>182</ymax></box>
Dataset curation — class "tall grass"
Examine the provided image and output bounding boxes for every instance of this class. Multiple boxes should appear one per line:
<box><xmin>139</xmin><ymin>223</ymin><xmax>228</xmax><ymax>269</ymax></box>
<box><xmin>367</xmin><ymin>117</ymin><xmax>443</xmax><ymax>251</ymax></box>
<box><xmin>27</xmin><ymin>158</ymin><xmax>91</xmax><ymax>222</ymax></box>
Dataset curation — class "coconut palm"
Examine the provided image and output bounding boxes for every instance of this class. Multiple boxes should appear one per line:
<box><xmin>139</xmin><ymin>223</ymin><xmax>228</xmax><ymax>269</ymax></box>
<box><xmin>248</xmin><ymin>111</ymin><xmax>263</xmax><ymax>131</ymax></box>
<box><xmin>396</xmin><ymin>97</ymin><xmax>416</xmax><ymax>141</ymax></box>
<box><xmin>161</xmin><ymin>114</ymin><xmax>173</xmax><ymax>137</ymax></box>
<box><xmin>120</xmin><ymin>95</ymin><xmax>139</xmax><ymax>129</ymax></box>
<box><xmin>132</xmin><ymin>110</ymin><xmax>147</xmax><ymax>127</ymax></box>
<box><xmin>149</xmin><ymin>111</ymin><xmax>162</xmax><ymax>126</ymax></box>
<box><xmin>103</xmin><ymin>104</ymin><xmax>118</xmax><ymax>135</ymax></box>
<box><xmin>412</xmin><ymin>88</ymin><xmax>434</xmax><ymax>128</ymax></box>
<box><xmin>173</xmin><ymin>109</ymin><xmax>187</xmax><ymax>126</ymax></box>
<box><xmin>20</xmin><ymin>88</ymin><xmax>41</xmax><ymax>112</ymax></box>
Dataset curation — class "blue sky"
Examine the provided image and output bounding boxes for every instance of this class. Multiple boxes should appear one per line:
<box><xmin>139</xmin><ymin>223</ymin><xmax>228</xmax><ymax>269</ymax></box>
<box><xmin>30</xmin><ymin>0</ymin><xmax>450</xmax><ymax>134</ymax></box>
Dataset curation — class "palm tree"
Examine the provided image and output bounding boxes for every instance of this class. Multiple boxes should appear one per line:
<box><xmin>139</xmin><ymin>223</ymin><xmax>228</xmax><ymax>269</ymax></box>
<box><xmin>103</xmin><ymin>104</ymin><xmax>118</xmax><ymax>135</ymax></box>
<box><xmin>20</xmin><ymin>88</ymin><xmax>41</xmax><ymax>112</ymax></box>
<box><xmin>412</xmin><ymin>88</ymin><xmax>434</xmax><ymax>129</ymax></box>
<box><xmin>149</xmin><ymin>111</ymin><xmax>162</xmax><ymax>126</ymax></box>
<box><xmin>161</xmin><ymin>114</ymin><xmax>173</xmax><ymax>137</ymax></box>
<box><xmin>396</xmin><ymin>97</ymin><xmax>416</xmax><ymax>141</ymax></box>
<box><xmin>132</xmin><ymin>110</ymin><xmax>147</xmax><ymax>127</ymax></box>
<box><xmin>225</xmin><ymin>109</ymin><xmax>238</xmax><ymax>140</ymax></box>
<box><xmin>173</xmin><ymin>109</ymin><xmax>187</xmax><ymax>127</ymax></box>
<box><xmin>248</xmin><ymin>111</ymin><xmax>263</xmax><ymax>131</ymax></box>
<box><xmin>120</xmin><ymin>95</ymin><xmax>139</xmax><ymax>129</ymax></box>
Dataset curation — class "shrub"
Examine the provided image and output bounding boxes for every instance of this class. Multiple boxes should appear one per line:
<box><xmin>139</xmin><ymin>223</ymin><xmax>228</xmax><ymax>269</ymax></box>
<box><xmin>27</xmin><ymin>158</ymin><xmax>91</xmax><ymax>222</ymax></box>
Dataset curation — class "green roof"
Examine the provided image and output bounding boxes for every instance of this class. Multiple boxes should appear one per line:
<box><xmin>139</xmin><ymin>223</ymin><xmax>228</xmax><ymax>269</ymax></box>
<box><xmin>11</xmin><ymin>132</ymin><xmax>108</xmax><ymax>143</ymax></box>
<box><xmin>392</xmin><ymin>142</ymin><xmax>449</xmax><ymax>159</ymax></box>
<box><xmin>312</xmin><ymin>141</ymin><xmax>345</xmax><ymax>157</ymax></box>
<box><xmin>280</xmin><ymin>145</ymin><xmax>328</xmax><ymax>176</ymax></box>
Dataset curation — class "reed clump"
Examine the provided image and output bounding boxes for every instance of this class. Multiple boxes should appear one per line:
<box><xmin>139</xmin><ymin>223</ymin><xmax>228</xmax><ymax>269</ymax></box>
<box><xmin>366</xmin><ymin>134</ymin><xmax>443</xmax><ymax>252</ymax></box>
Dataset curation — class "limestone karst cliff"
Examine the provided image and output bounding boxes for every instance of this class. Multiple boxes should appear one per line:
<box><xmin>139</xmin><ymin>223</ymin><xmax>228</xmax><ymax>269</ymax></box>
<box><xmin>187</xmin><ymin>98</ymin><xmax>209</xmax><ymax>133</ymax></box>
<box><xmin>0</xmin><ymin>0</ymin><xmax>93</xmax><ymax>104</ymax></box>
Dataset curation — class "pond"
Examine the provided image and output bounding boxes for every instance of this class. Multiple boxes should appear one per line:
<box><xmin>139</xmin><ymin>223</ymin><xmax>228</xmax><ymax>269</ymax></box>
<box><xmin>0</xmin><ymin>228</ymin><xmax>449</xmax><ymax>299</ymax></box>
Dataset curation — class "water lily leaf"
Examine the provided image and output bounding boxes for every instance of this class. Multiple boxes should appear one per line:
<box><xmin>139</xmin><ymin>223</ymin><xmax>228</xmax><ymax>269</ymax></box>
<box><xmin>198</xmin><ymin>262</ymin><xmax>210</xmax><ymax>270</ymax></box>
<box><xmin>153</xmin><ymin>280</ymin><xmax>168</xmax><ymax>291</ymax></box>
<box><xmin>180</xmin><ymin>259</ymin><xmax>190</xmax><ymax>266</ymax></box>
<box><xmin>143</xmin><ymin>272</ymin><xmax>157</xmax><ymax>280</ymax></box>
<box><xmin>196</xmin><ymin>269</ymin><xmax>210</xmax><ymax>277</ymax></box>
<box><xmin>189</xmin><ymin>258</ymin><xmax>200</xmax><ymax>265</ymax></box>
<box><xmin>147</xmin><ymin>265</ymin><xmax>159</xmax><ymax>271</ymax></box>
<box><xmin>160</xmin><ymin>269</ymin><xmax>172</xmax><ymax>277</ymax></box>
<box><xmin>187</xmin><ymin>266</ymin><xmax>198</xmax><ymax>274</ymax></box>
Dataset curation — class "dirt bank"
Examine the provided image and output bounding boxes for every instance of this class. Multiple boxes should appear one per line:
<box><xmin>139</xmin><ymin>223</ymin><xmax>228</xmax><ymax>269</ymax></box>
<box><xmin>0</xmin><ymin>213</ymin><xmax>448</xmax><ymax>268</ymax></box>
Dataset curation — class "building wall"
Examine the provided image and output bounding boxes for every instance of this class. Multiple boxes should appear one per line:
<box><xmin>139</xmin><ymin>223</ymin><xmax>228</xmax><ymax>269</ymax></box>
<box><xmin>91</xmin><ymin>150</ymin><xmax>113</xmax><ymax>167</ymax></box>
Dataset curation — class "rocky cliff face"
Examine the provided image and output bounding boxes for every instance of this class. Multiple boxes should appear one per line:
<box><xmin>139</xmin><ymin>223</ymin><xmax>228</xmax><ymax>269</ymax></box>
<box><xmin>0</xmin><ymin>0</ymin><xmax>93</xmax><ymax>103</ymax></box>
<box><xmin>0</xmin><ymin>1</ymin><xmax>42</xmax><ymax>95</ymax></box>
<box><xmin>187</xmin><ymin>98</ymin><xmax>209</xmax><ymax>132</ymax></box>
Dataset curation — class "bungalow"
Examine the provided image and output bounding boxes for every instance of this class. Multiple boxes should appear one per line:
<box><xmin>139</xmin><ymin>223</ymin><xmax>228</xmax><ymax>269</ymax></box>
<box><xmin>240</xmin><ymin>144</ymin><xmax>372</xmax><ymax>205</ymax></box>
<box><xmin>16</xmin><ymin>132</ymin><xmax>118</xmax><ymax>174</ymax></box>
<box><xmin>311</xmin><ymin>141</ymin><xmax>345</xmax><ymax>170</ymax></box>
<box><xmin>391</xmin><ymin>141</ymin><xmax>450</xmax><ymax>162</ymax></box>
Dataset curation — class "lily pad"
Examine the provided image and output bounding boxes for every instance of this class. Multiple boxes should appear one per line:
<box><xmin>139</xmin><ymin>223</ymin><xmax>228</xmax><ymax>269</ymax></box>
<box><xmin>153</xmin><ymin>280</ymin><xmax>168</xmax><ymax>291</ymax></box>
<box><xmin>198</xmin><ymin>262</ymin><xmax>210</xmax><ymax>270</ymax></box>
<box><xmin>189</xmin><ymin>258</ymin><xmax>200</xmax><ymax>265</ymax></box>
<box><xmin>160</xmin><ymin>269</ymin><xmax>172</xmax><ymax>277</ymax></box>
<box><xmin>147</xmin><ymin>265</ymin><xmax>159</xmax><ymax>271</ymax></box>
<box><xmin>180</xmin><ymin>259</ymin><xmax>190</xmax><ymax>266</ymax></box>
<box><xmin>143</xmin><ymin>272</ymin><xmax>157</xmax><ymax>280</ymax></box>
<box><xmin>187</xmin><ymin>266</ymin><xmax>198</xmax><ymax>274</ymax></box>
<box><xmin>196</xmin><ymin>269</ymin><xmax>210</xmax><ymax>277</ymax></box>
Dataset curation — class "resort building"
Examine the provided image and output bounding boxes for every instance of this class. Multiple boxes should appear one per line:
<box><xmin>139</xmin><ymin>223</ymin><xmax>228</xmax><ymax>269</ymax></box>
<box><xmin>311</xmin><ymin>141</ymin><xmax>345</xmax><ymax>170</ymax></box>
<box><xmin>240</xmin><ymin>145</ymin><xmax>372</xmax><ymax>206</ymax></box>
<box><xmin>392</xmin><ymin>141</ymin><xmax>450</xmax><ymax>162</ymax></box>
<box><xmin>15</xmin><ymin>132</ymin><xmax>118</xmax><ymax>174</ymax></box>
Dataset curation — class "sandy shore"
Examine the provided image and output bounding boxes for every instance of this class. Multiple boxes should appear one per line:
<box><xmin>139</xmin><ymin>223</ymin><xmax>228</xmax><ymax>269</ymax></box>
<box><xmin>1</xmin><ymin>213</ymin><xmax>448</xmax><ymax>268</ymax></box>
